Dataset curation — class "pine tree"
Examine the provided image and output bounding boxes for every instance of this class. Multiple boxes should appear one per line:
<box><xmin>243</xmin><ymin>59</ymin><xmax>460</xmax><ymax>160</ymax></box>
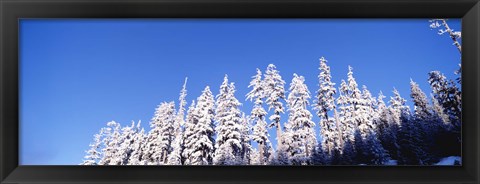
<box><xmin>240</xmin><ymin>113</ymin><xmax>252</xmax><ymax>165</ymax></box>
<box><xmin>410</xmin><ymin>79</ymin><xmax>432</xmax><ymax>120</ymax></box>
<box><xmin>263</xmin><ymin>64</ymin><xmax>286</xmax><ymax>152</ymax></box>
<box><xmin>98</xmin><ymin>121</ymin><xmax>122</xmax><ymax>165</ymax></box>
<box><xmin>429</xmin><ymin>19</ymin><xmax>462</xmax><ymax>53</ymax></box>
<box><xmin>246</xmin><ymin>68</ymin><xmax>270</xmax><ymax>165</ymax></box>
<box><xmin>375</xmin><ymin>91</ymin><xmax>400</xmax><ymax>160</ymax></box>
<box><xmin>355</xmin><ymin>86</ymin><xmax>389</xmax><ymax>165</ymax></box>
<box><xmin>190</xmin><ymin>86</ymin><xmax>216</xmax><ymax>165</ymax></box>
<box><xmin>410</xmin><ymin>79</ymin><xmax>437</xmax><ymax>163</ymax></box>
<box><xmin>428</xmin><ymin>71</ymin><xmax>461</xmax><ymax>130</ymax></box>
<box><xmin>336</xmin><ymin>66</ymin><xmax>363</xmax><ymax>163</ymax></box>
<box><xmin>284</xmin><ymin>74</ymin><xmax>316</xmax><ymax>165</ymax></box>
<box><xmin>389</xmin><ymin>88</ymin><xmax>409</xmax><ymax>126</ymax></box>
<box><xmin>167</xmin><ymin>133</ymin><xmax>183</xmax><ymax>165</ymax></box>
<box><xmin>397</xmin><ymin>109</ymin><xmax>427</xmax><ymax>165</ymax></box>
<box><xmin>167</xmin><ymin>78</ymin><xmax>189</xmax><ymax>165</ymax></box>
<box><xmin>428</xmin><ymin>71</ymin><xmax>461</xmax><ymax>157</ymax></box>
<box><xmin>128</xmin><ymin>123</ymin><xmax>147</xmax><ymax>165</ymax></box>
<box><xmin>337</xmin><ymin>80</ymin><xmax>355</xmax><ymax>148</ymax></box>
<box><xmin>214</xmin><ymin>76</ymin><xmax>244</xmax><ymax>165</ymax></box>
<box><xmin>116</xmin><ymin>121</ymin><xmax>139</xmax><ymax>165</ymax></box>
<box><xmin>81</xmin><ymin>129</ymin><xmax>103</xmax><ymax>165</ymax></box>
<box><xmin>431</xmin><ymin>94</ymin><xmax>450</xmax><ymax>127</ymax></box>
<box><xmin>144</xmin><ymin>102</ymin><xmax>176</xmax><ymax>165</ymax></box>
<box><xmin>388</xmin><ymin>88</ymin><xmax>411</xmax><ymax>163</ymax></box>
<box><xmin>313</xmin><ymin>57</ymin><xmax>338</xmax><ymax>158</ymax></box>
<box><xmin>357</xmin><ymin>85</ymin><xmax>376</xmax><ymax>139</ymax></box>
<box><xmin>182</xmin><ymin>100</ymin><xmax>198</xmax><ymax>164</ymax></box>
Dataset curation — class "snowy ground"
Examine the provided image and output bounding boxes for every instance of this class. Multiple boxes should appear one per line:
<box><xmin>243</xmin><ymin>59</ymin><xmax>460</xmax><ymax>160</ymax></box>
<box><xmin>382</xmin><ymin>156</ymin><xmax>460</xmax><ymax>166</ymax></box>
<box><xmin>385</xmin><ymin>160</ymin><xmax>398</xmax><ymax>165</ymax></box>
<box><xmin>434</xmin><ymin>156</ymin><xmax>461</xmax><ymax>165</ymax></box>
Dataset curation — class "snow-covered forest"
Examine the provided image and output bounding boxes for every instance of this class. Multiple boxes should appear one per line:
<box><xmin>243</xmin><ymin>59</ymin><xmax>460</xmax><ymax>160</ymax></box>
<box><xmin>81</xmin><ymin>19</ymin><xmax>462</xmax><ymax>166</ymax></box>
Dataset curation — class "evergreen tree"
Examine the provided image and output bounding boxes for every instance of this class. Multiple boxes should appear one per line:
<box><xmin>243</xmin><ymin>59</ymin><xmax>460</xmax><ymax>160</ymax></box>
<box><xmin>428</xmin><ymin>71</ymin><xmax>461</xmax><ymax>130</ymax></box>
<box><xmin>81</xmin><ymin>129</ymin><xmax>104</xmax><ymax>165</ymax></box>
<box><xmin>284</xmin><ymin>74</ymin><xmax>316</xmax><ymax>165</ymax></box>
<box><xmin>182</xmin><ymin>100</ymin><xmax>198</xmax><ymax>164</ymax></box>
<box><xmin>375</xmin><ymin>91</ymin><xmax>400</xmax><ymax>160</ymax></box>
<box><xmin>116</xmin><ymin>121</ymin><xmax>140</xmax><ymax>165</ymax></box>
<box><xmin>240</xmin><ymin>113</ymin><xmax>253</xmax><ymax>165</ymax></box>
<box><xmin>263</xmin><ymin>64</ymin><xmax>286</xmax><ymax>152</ymax></box>
<box><xmin>389</xmin><ymin>88</ymin><xmax>408</xmax><ymax>126</ymax></box>
<box><xmin>144</xmin><ymin>102</ymin><xmax>176</xmax><ymax>165</ymax></box>
<box><xmin>397</xmin><ymin>109</ymin><xmax>427</xmax><ymax>165</ymax></box>
<box><xmin>167</xmin><ymin>78</ymin><xmax>189</xmax><ymax>165</ymax></box>
<box><xmin>246</xmin><ymin>68</ymin><xmax>270</xmax><ymax>165</ymax></box>
<box><xmin>190</xmin><ymin>86</ymin><xmax>216</xmax><ymax>165</ymax></box>
<box><xmin>337</xmin><ymin>80</ymin><xmax>355</xmax><ymax>148</ymax></box>
<box><xmin>410</xmin><ymin>79</ymin><xmax>437</xmax><ymax>163</ymax></box>
<box><xmin>355</xmin><ymin>86</ymin><xmax>389</xmax><ymax>165</ymax></box>
<box><xmin>388</xmin><ymin>88</ymin><xmax>411</xmax><ymax>162</ymax></box>
<box><xmin>128</xmin><ymin>124</ymin><xmax>147</xmax><ymax>165</ymax></box>
<box><xmin>214</xmin><ymin>76</ymin><xmax>244</xmax><ymax>165</ymax></box>
<box><xmin>97</xmin><ymin>121</ymin><xmax>122</xmax><ymax>165</ymax></box>
<box><xmin>428</xmin><ymin>71</ymin><xmax>461</xmax><ymax>157</ymax></box>
<box><xmin>313</xmin><ymin>57</ymin><xmax>339</xmax><ymax>158</ymax></box>
<box><xmin>336</xmin><ymin>66</ymin><xmax>363</xmax><ymax>163</ymax></box>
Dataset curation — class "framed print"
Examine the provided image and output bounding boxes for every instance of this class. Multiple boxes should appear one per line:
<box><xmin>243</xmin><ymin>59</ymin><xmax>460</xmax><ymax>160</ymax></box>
<box><xmin>1</xmin><ymin>0</ymin><xmax>479</xmax><ymax>183</ymax></box>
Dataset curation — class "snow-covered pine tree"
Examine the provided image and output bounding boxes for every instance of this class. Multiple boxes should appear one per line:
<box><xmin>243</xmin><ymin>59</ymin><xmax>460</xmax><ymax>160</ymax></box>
<box><xmin>375</xmin><ymin>91</ymin><xmax>400</xmax><ymax>160</ymax></box>
<box><xmin>346</xmin><ymin>66</ymin><xmax>363</xmax><ymax>127</ymax></box>
<box><xmin>128</xmin><ymin>123</ymin><xmax>147</xmax><ymax>165</ymax></box>
<box><xmin>284</xmin><ymin>74</ymin><xmax>316</xmax><ymax>165</ymax></box>
<box><xmin>389</xmin><ymin>88</ymin><xmax>409</xmax><ymax>127</ymax></box>
<box><xmin>81</xmin><ymin>129</ymin><xmax>104</xmax><ymax>165</ymax></box>
<box><xmin>410</xmin><ymin>79</ymin><xmax>437</xmax><ymax>163</ymax></box>
<box><xmin>246</xmin><ymin>68</ymin><xmax>270</xmax><ymax>165</ymax></box>
<box><xmin>389</xmin><ymin>87</ymin><xmax>427</xmax><ymax>165</ymax></box>
<box><xmin>363</xmin><ymin>130</ymin><xmax>389</xmax><ymax>165</ymax></box>
<box><xmin>167</xmin><ymin>78</ymin><xmax>189</xmax><ymax>165</ymax></box>
<box><xmin>431</xmin><ymin>94</ymin><xmax>450</xmax><ymax>127</ymax></box>
<box><xmin>97</xmin><ymin>121</ymin><xmax>122</xmax><ymax>165</ymax></box>
<box><xmin>313</xmin><ymin>57</ymin><xmax>338</xmax><ymax>159</ymax></box>
<box><xmin>240</xmin><ymin>113</ymin><xmax>253</xmax><ymax>165</ymax></box>
<box><xmin>263</xmin><ymin>64</ymin><xmax>286</xmax><ymax>151</ymax></box>
<box><xmin>355</xmin><ymin>85</ymin><xmax>389</xmax><ymax>165</ymax></box>
<box><xmin>116</xmin><ymin>121</ymin><xmax>140</xmax><ymax>165</ymax></box>
<box><xmin>335</xmin><ymin>66</ymin><xmax>363</xmax><ymax>164</ymax></box>
<box><xmin>337</xmin><ymin>80</ymin><xmax>355</xmax><ymax>149</ymax></box>
<box><xmin>167</xmin><ymin>132</ymin><xmax>183</xmax><ymax>165</ymax></box>
<box><xmin>429</xmin><ymin>93</ymin><xmax>459</xmax><ymax>159</ymax></box>
<box><xmin>428</xmin><ymin>71</ymin><xmax>461</xmax><ymax>157</ymax></box>
<box><xmin>182</xmin><ymin>100</ymin><xmax>198</xmax><ymax>165</ymax></box>
<box><xmin>214</xmin><ymin>76</ymin><xmax>244</xmax><ymax>165</ymax></box>
<box><xmin>429</xmin><ymin>19</ymin><xmax>462</xmax><ymax>53</ymax></box>
<box><xmin>190</xmin><ymin>86</ymin><xmax>216</xmax><ymax>165</ymax></box>
<box><xmin>410</xmin><ymin>79</ymin><xmax>432</xmax><ymax>121</ymax></box>
<box><xmin>397</xmin><ymin>108</ymin><xmax>427</xmax><ymax>165</ymax></box>
<box><xmin>144</xmin><ymin>102</ymin><xmax>176</xmax><ymax>165</ymax></box>
<box><xmin>311</xmin><ymin>142</ymin><xmax>329</xmax><ymax>165</ymax></box>
<box><xmin>357</xmin><ymin>85</ymin><xmax>376</xmax><ymax>139</ymax></box>
<box><xmin>428</xmin><ymin>71</ymin><xmax>461</xmax><ymax>130</ymax></box>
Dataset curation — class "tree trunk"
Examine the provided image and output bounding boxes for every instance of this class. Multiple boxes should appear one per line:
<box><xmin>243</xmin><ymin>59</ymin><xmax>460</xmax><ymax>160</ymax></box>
<box><xmin>334</xmin><ymin>109</ymin><xmax>344</xmax><ymax>153</ymax></box>
<box><xmin>259</xmin><ymin>141</ymin><xmax>265</xmax><ymax>165</ymax></box>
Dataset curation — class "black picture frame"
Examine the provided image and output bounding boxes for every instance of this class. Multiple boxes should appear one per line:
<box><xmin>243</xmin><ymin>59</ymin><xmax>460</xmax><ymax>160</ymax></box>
<box><xmin>1</xmin><ymin>0</ymin><xmax>479</xmax><ymax>183</ymax></box>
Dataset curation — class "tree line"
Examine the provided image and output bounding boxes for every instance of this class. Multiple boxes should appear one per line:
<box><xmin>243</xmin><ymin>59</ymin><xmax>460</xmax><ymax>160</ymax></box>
<box><xmin>81</xmin><ymin>19</ymin><xmax>461</xmax><ymax>165</ymax></box>
<box><xmin>81</xmin><ymin>58</ymin><xmax>461</xmax><ymax>165</ymax></box>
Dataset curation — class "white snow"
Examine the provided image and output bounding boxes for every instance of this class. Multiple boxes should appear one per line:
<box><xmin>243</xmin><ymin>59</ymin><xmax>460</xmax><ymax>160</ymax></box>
<box><xmin>385</xmin><ymin>160</ymin><xmax>398</xmax><ymax>165</ymax></box>
<box><xmin>435</xmin><ymin>156</ymin><xmax>461</xmax><ymax>165</ymax></box>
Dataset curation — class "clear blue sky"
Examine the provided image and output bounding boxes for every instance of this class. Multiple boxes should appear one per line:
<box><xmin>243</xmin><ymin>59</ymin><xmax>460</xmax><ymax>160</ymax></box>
<box><xmin>19</xmin><ymin>19</ymin><xmax>461</xmax><ymax>165</ymax></box>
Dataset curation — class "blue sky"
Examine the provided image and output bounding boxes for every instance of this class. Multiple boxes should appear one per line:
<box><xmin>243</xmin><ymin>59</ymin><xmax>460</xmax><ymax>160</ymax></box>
<box><xmin>19</xmin><ymin>19</ymin><xmax>461</xmax><ymax>165</ymax></box>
